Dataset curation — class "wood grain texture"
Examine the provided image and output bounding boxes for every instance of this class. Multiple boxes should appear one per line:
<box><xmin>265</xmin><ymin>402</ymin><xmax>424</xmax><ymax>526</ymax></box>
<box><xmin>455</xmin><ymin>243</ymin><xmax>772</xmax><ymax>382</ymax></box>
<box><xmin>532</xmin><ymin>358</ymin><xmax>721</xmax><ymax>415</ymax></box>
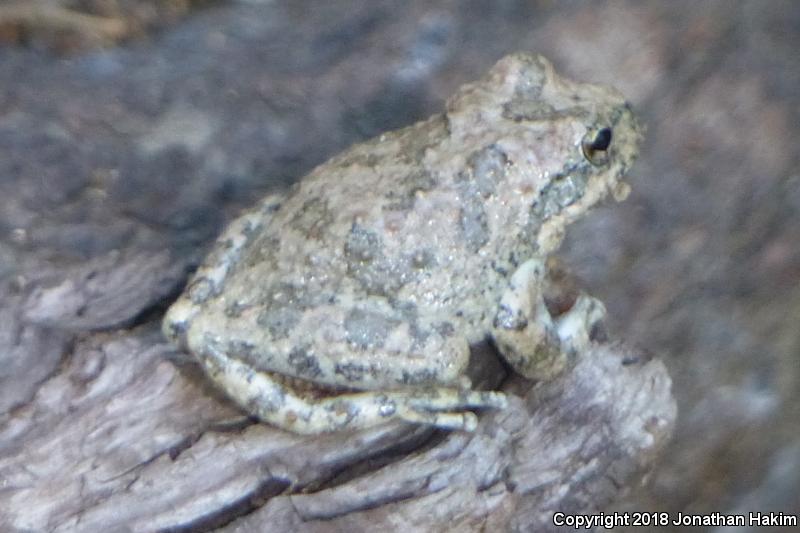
<box><xmin>0</xmin><ymin>318</ymin><xmax>673</xmax><ymax>531</ymax></box>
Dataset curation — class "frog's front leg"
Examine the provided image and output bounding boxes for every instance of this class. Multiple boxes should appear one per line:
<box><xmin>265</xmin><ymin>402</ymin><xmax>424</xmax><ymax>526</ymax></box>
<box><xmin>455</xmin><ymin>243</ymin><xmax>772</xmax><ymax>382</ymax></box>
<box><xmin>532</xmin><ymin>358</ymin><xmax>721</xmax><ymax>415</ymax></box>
<box><xmin>199</xmin><ymin>346</ymin><xmax>507</xmax><ymax>435</ymax></box>
<box><xmin>491</xmin><ymin>258</ymin><xmax>607</xmax><ymax>381</ymax></box>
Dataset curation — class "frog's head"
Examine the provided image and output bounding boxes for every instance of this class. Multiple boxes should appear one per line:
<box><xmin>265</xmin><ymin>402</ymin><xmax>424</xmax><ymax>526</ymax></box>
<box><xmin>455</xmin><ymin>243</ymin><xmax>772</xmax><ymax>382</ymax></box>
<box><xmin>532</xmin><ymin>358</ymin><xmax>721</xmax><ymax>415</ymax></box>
<box><xmin>446</xmin><ymin>53</ymin><xmax>643</xmax><ymax>245</ymax></box>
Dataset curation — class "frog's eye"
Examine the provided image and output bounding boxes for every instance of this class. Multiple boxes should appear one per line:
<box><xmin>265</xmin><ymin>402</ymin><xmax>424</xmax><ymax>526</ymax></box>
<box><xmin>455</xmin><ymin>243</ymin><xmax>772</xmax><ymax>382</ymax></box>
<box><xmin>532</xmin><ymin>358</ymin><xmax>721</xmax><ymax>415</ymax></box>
<box><xmin>582</xmin><ymin>127</ymin><xmax>612</xmax><ymax>166</ymax></box>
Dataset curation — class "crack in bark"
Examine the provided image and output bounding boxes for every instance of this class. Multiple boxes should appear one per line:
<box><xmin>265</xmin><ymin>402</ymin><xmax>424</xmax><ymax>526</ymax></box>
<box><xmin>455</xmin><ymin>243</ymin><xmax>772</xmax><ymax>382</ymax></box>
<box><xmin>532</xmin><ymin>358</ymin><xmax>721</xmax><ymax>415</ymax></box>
<box><xmin>159</xmin><ymin>476</ymin><xmax>292</xmax><ymax>533</ymax></box>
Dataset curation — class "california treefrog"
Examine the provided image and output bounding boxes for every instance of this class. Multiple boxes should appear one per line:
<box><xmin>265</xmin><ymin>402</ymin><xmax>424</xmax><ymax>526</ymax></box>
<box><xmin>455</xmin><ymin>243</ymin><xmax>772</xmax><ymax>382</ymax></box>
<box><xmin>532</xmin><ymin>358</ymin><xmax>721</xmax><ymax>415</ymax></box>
<box><xmin>163</xmin><ymin>53</ymin><xmax>642</xmax><ymax>434</ymax></box>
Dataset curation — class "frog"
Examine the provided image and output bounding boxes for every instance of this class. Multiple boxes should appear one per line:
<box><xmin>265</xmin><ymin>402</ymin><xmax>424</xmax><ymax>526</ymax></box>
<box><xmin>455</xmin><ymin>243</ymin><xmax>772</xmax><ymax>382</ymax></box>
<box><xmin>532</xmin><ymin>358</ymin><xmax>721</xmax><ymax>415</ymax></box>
<box><xmin>162</xmin><ymin>53</ymin><xmax>642</xmax><ymax>435</ymax></box>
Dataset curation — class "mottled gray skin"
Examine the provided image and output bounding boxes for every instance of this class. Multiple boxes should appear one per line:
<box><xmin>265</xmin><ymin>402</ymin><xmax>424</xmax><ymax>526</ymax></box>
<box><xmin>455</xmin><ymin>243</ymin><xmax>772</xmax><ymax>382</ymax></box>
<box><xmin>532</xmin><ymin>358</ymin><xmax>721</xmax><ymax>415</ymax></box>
<box><xmin>163</xmin><ymin>53</ymin><xmax>642</xmax><ymax>434</ymax></box>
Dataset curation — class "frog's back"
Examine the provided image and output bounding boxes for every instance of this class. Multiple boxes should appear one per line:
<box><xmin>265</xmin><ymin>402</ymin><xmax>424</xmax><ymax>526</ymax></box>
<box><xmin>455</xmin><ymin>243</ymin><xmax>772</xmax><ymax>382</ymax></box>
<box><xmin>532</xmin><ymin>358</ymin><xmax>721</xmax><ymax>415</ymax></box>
<box><xmin>227</xmin><ymin>112</ymin><xmax>504</xmax><ymax>323</ymax></box>
<box><xmin>166</xmin><ymin>113</ymin><xmax>503</xmax><ymax>390</ymax></box>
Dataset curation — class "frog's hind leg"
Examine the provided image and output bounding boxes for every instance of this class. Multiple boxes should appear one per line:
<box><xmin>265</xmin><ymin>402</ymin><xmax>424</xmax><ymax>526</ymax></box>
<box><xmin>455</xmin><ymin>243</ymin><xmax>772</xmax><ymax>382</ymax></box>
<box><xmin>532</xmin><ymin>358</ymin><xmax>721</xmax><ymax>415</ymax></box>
<box><xmin>199</xmin><ymin>346</ymin><xmax>507</xmax><ymax>435</ymax></box>
<box><xmin>163</xmin><ymin>193</ymin><xmax>284</xmax><ymax>348</ymax></box>
<box><xmin>491</xmin><ymin>258</ymin><xmax>606</xmax><ymax>381</ymax></box>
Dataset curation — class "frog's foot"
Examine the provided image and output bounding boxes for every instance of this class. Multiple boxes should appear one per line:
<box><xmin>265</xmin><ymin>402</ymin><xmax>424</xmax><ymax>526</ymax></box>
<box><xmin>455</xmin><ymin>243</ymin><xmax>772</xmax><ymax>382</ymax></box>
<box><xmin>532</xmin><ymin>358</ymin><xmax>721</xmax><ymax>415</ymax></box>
<box><xmin>383</xmin><ymin>388</ymin><xmax>508</xmax><ymax>431</ymax></box>
<box><xmin>198</xmin><ymin>347</ymin><xmax>507</xmax><ymax>435</ymax></box>
<box><xmin>554</xmin><ymin>292</ymin><xmax>607</xmax><ymax>356</ymax></box>
<box><xmin>491</xmin><ymin>258</ymin><xmax>606</xmax><ymax>381</ymax></box>
<box><xmin>162</xmin><ymin>193</ymin><xmax>284</xmax><ymax>350</ymax></box>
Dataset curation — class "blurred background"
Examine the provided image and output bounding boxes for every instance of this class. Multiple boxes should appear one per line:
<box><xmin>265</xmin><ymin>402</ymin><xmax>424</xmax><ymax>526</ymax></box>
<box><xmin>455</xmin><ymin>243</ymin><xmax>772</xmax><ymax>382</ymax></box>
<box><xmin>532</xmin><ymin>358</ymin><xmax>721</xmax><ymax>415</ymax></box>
<box><xmin>1</xmin><ymin>1</ymin><xmax>797</xmax><ymax>531</ymax></box>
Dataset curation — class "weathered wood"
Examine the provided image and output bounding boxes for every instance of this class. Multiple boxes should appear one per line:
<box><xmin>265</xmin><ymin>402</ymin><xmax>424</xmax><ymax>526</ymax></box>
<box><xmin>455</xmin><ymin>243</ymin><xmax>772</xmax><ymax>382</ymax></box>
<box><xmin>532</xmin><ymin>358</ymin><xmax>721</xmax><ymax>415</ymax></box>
<box><xmin>0</xmin><ymin>318</ymin><xmax>674</xmax><ymax>531</ymax></box>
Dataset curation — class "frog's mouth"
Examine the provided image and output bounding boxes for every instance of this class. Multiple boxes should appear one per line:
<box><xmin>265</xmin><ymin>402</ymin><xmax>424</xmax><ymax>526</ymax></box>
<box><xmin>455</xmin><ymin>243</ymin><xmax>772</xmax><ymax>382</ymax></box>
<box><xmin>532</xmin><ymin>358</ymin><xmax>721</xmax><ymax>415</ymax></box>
<box><xmin>530</xmin><ymin>157</ymin><xmax>596</xmax><ymax>221</ymax></box>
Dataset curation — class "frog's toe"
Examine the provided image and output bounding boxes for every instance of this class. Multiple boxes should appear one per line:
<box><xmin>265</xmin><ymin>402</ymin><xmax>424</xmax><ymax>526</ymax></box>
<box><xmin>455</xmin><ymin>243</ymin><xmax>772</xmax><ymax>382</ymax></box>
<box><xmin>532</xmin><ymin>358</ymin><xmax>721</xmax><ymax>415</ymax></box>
<box><xmin>555</xmin><ymin>293</ymin><xmax>607</xmax><ymax>355</ymax></box>
<box><xmin>396</xmin><ymin>389</ymin><xmax>507</xmax><ymax>431</ymax></box>
<box><xmin>405</xmin><ymin>389</ymin><xmax>508</xmax><ymax>410</ymax></box>
<box><xmin>397</xmin><ymin>408</ymin><xmax>479</xmax><ymax>432</ymax></box>
<box><xmin>465</xmin><ymin>390</ymin><xmax>508</xmax><ymax>409</ymax></box>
